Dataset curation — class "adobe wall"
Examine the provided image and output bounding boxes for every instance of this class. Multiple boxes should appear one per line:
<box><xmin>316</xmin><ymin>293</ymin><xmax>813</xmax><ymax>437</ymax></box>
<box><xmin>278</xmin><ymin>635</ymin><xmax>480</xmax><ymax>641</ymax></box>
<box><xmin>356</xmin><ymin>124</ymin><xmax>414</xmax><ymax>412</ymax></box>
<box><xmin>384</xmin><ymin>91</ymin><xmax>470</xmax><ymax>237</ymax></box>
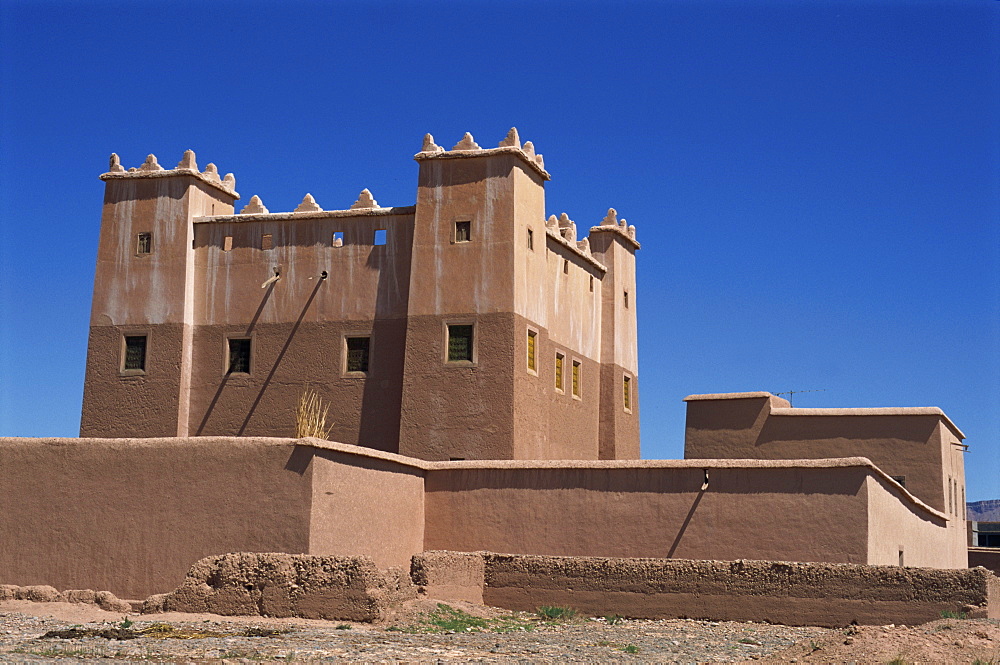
<box><xmin>413</xmin><ymin>551</ymin><xmax>998</xmax><ymax>627</ymax></box>
<box><xmin>0</xmin><ymin>437</ymin><xmax>431</xmax><ymax>599</ymax></box>
<box><xmin>422</xmin><ymin>458</ymin><xmax>951</xmax><ymax>566</ymax></box>
<box><xmin>866</xmin><ymin>474</ymin><xmax>963</xmax><ymax>567</ymax></box>
<box><xmin>0</xmin><ymin>437</ymin><xmax>312</xmax><ymax>599</ymax></box>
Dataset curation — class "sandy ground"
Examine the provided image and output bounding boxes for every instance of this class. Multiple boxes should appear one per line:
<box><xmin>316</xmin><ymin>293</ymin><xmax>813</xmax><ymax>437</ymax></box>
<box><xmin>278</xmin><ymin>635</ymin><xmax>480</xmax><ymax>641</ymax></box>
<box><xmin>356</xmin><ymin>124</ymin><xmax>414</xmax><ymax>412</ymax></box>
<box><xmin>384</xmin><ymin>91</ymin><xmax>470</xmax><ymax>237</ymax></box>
<box><xmin>1</xmin><ymin>599</ymin><xmax>997</xmax><ymax>663</ymax></box>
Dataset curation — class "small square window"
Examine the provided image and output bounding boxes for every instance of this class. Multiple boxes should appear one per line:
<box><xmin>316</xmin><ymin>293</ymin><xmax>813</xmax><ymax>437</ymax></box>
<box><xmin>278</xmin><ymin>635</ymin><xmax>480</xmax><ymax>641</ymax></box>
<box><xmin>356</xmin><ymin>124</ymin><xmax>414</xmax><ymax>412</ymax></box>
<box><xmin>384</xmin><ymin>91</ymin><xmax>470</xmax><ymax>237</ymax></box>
<box><xmin>332</xmin><ymin>231</ymin><xmax>344</xmax><ymax>247</ymax></box>
<box><xmin>555</xmin><ymin>353</ymin><xmax>565</xmax><ymax>392</ymax></box>
<box><xmin>223</xmin><ymin>236</ymin><xmax>233</xmax><ymax>252</ymax></box>
<box><xmin>527</xmin><ymin>330</ymin><xmax>537</xmax><ymax>373</ymax></box>
<box><xmin>136</xmin><ymin>232</ymin><xmax>152</xmax><ymax>255</ymax></box>
<box><xmin>623</xmin><ymin>375</ymin><xmax>632</xmax><ymax>411</ymax></box>
<box><xmin>228</xmin><ymin>338</ymin><xmax>251</xmax><ymax>374</ymax></box>
<box><xmin>261</xmin><ymin>234</ymin><xmax>273</xmax><ymax>250</ymax></box>
<box><xmin>527</xmin><ymin>228</ymin><xmax>534</xmax><ymax>250</ymax></box>
<box><xmin>346</xmin><ymin>336</ymin><xmax>370</xmax><ymax>373</ymax></box>
<box><xmin>455</xmin><ymin>221</ymin><xmax>471</xmax><ymax>243</ymax></box>
<box><xmin>374</xmin><ymin>229</ymin><xmax>387</xmax><ymax>246</ymax></box>
<box><xmin>447</xmin><ymin>324</ymin><xmax>474</xmax><ymax>363</ymax></box>
<box><xmin>572</xmin><ymin>360</ymin><xmax>581</xmax><ymax>398</ymax></box>
<box><xmin>123</xmin><ymin>335</ymin><xmax>146</xmax><ymax>372</ymax></box>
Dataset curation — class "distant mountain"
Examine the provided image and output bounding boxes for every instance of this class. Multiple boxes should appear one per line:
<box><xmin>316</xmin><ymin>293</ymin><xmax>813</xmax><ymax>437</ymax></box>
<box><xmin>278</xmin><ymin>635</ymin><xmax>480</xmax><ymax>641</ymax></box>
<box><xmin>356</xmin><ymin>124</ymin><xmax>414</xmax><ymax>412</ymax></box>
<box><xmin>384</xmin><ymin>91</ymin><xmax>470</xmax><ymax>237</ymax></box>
<box><xmin>967</xmin><ymin>499</ymin><xmax>1000</xmax><ymax>522</ymax></box>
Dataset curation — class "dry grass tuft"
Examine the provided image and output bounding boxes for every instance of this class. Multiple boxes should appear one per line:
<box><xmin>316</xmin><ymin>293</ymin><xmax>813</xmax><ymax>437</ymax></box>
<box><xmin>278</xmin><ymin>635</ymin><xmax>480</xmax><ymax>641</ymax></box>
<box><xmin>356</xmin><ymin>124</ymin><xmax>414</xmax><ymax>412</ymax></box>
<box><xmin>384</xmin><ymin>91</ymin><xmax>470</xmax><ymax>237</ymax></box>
<box><xmin>295</xmin><ymin>387</ymin><xmax>334</xmax><ymax>439</ymax></box>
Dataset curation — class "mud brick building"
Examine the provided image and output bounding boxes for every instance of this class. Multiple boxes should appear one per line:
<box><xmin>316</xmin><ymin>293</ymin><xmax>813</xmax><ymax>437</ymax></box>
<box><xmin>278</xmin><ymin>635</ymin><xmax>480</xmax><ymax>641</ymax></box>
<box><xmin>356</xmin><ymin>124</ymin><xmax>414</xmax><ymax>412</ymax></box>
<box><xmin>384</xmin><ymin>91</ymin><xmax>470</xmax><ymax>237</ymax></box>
<box><xmin>80</xmin><ymin>129</ymin><xmax>639</xmax><ymax>461</ymax></box>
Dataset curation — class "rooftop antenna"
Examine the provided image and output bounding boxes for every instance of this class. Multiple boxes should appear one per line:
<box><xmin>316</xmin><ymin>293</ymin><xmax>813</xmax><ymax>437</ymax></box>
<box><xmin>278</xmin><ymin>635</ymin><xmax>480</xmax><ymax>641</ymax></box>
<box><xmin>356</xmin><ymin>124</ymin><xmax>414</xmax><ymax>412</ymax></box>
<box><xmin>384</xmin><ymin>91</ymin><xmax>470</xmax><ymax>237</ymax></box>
<box><xmin>774</xmin><ymin>388</ymin><xmax>827</xmax><ymax>407</ymax></box>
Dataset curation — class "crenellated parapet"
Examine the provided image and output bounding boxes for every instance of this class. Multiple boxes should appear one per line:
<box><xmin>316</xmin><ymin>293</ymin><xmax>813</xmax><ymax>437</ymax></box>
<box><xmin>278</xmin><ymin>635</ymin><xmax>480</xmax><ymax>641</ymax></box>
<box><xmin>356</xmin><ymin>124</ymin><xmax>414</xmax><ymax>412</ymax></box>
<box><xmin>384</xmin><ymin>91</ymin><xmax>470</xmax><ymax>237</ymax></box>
<box><xmin>545</xmin><ymin>213</ymin><xmax>607</xmax><ymax>272</ymax></box>
<box><xmin>588</xmin><ymin>208</ymin><xmax>639</xmax><ymax>250</ymax></box>
<box><xmin>414</xmin><ymin>128</ymin><xmax>551</xmax><ymax>180</ymax></box>
<box><xmin>100</xmin><ymin>150</ymin><xmax>239</xmax><ymax>199</ymax></box>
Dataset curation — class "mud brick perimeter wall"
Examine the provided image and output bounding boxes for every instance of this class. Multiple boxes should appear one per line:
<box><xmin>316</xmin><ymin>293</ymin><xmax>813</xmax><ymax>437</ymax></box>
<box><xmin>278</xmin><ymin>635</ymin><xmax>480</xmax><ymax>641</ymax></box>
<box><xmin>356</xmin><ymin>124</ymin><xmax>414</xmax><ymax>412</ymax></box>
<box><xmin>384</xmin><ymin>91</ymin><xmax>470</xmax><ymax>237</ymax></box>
<box><xmin>413</xmin><ymin>551</ymin><xmax>999</xmax><ymax>627</ymax></box>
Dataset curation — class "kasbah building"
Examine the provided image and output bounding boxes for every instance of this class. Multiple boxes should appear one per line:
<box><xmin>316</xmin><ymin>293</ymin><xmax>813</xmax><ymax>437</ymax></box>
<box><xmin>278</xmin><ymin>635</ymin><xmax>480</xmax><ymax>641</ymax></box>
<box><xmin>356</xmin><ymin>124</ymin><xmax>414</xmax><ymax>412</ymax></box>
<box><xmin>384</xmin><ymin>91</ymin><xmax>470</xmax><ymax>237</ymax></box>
<box><xmin>2</xmin><ymin>128</ymin><xmax>996</xmax><ymax>623</ymax></box>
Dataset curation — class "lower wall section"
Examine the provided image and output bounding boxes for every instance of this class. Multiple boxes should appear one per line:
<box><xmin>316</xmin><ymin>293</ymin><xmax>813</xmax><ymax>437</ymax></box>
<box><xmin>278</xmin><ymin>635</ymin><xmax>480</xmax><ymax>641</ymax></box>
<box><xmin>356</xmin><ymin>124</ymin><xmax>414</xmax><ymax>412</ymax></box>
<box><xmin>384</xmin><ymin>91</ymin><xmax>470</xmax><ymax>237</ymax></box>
<box><xmin>414</xmin><ymin>551</ymin><xmax>999</xmax><ymax>627</ymax></box>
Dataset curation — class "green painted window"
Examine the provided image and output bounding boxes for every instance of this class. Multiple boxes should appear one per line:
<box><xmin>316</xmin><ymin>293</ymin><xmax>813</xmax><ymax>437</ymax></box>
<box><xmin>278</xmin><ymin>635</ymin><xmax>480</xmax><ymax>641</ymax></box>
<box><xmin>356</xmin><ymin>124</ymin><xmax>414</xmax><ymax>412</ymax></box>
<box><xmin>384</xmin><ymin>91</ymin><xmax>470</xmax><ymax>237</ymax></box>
<box><xmin>447</xmin><ymin>325</ymin><xmax>473</xmax><ymax>362</ymax></box>
<box><xmin>346</xmin><ymin>337</ymin><xmax>370</xmax><ymax>373</ymax></box>
<box><xmin>123</xmin><ymin>336</ymin><xmax>146</xmax><ymax>371</ymax></box>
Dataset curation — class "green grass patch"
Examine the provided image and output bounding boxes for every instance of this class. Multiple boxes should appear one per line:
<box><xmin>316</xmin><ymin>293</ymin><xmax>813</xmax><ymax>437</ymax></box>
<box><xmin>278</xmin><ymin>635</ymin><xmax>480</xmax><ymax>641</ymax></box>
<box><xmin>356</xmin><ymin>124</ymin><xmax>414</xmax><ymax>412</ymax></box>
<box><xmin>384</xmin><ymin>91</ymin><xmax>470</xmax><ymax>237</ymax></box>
<box><xmin>396</xmin><ymin>603</ymin><xmax>536</xmax><ymax>634</ymax></box>
<box><xmin>536</xmin><ymin>605</ymin><xmax>578</xmax><ymax>621</ymax></box>
<box><xmin>940</xmin><ymin>610</ymin><xmax>968</xmax><ymax>619</ymax></box>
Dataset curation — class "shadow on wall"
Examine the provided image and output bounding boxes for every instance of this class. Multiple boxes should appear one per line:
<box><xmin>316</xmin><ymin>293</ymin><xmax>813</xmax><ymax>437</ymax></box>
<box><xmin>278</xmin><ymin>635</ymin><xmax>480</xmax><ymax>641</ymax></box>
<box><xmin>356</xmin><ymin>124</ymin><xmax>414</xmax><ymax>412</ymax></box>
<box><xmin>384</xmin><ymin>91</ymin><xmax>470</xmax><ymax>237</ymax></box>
<box><xmin>195</xmin><ymin>277</ymin><xmax>325</xmax><ymax>436</ymax></box>
<box><xmin>357</xmin><ymin>227</ymin><xmax>411</xmax><ymax>453</ymax></box>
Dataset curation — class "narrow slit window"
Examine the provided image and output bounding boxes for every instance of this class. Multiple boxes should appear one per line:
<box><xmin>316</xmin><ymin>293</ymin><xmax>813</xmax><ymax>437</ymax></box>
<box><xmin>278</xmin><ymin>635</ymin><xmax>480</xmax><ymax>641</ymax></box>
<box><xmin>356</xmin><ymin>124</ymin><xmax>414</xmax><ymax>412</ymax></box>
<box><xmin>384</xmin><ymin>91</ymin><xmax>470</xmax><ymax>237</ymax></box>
<box><xmin>563</xmin><ymin>259</ymin><xmax>569</xmax><ymax>274</ymax></box>
<box><xmin>374</xmin><ymin>229</ymin><xmax>387</xmax><ymax>246</ymax></box>
<box><xmin>223</xmin><ymin>236</ymin><xmax>233</xmax><ymax>252</ymax></box>
<box><xmin>261</xmin><ymin>234</ymin><xmax>273</xmax><ymax>250</ymax></box>
<box><xmin>228</xmin><ymin>338</ymin><xmax>251</xmax><ymax>374</ymax></box>
<box><xmin>589</xmin><ymin>275</ymin><xmax>594</xmax><ymax>292</ymax></box>
<box><xmin>572</xmin><ymin>360</ymin><xmax>581</xmax><ymax>397</ymax></box>
<box><xmin>455</xmin><ymin>221</ymin><xmax>471</xmax><ymax>243</ymax></box>
<box><xmin>624</xmin><ymin>290</ymin><xmax>629</xmax><ymax>308</ymax></box>
<box><xmin>123</xmin><ymin>335</ymin><xmax>147</xmax><ymax>372</ymax></box>
<box><xmin>332</xmin><ymin>231</ymin><xmax>344</xmax><ymax>247</ymax></box>
<box><xmin>447</xmin><ymin>324</ymin><xmax>474</xmax><ymax>363</ymax></box>
<box><xmin>136</xmin><ymin>232</ymin><xmax>152</xmax><ymax>255</ymax></box>
<box><xmin>527</xmin><ymin>330</ymin><xmax>537</xmax><ymax>372</ymax></box>
<box><xmin>555</xmin><ymin>353</ymin><xmax>564</xmax><ymax>391</ymax></box>
<box><xmin>345</xmin><ymin>336</ymin><xmax>370</xmax><ymax>373</ymax></box>
<box><xmin>527</xmin><ymin>228</ymin><xmax>534</xmax><ymax>250</ymax></box>
<box><xmin>623</xmin><ymin>376</ymin><xmax>631</xmax><ymax>411</ymax></box>
<box><xmin>890</xmin><ymin>475</ymin><xmax>906</xmax><ymax>488</ymax></box>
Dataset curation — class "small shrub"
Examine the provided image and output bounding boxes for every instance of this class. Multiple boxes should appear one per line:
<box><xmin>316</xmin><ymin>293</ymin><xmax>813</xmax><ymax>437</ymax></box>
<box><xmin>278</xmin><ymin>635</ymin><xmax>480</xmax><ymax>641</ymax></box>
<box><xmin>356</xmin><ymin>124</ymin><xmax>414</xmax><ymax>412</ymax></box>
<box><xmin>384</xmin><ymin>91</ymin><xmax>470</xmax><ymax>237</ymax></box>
<box><xmin>296</xmin><ymin>387</ymin><xmax>334</xmax><ymax>439</ymax></box>
<box><xmin>940</xmin><ymin>610</ymin><xmax>968</xmax><ymax>619</ymax></box>
<box><xmin>622</xmin><ymin>644</ymin><xmax>640</xmax><ymax>654</ymax></box>
<box><xmin>335</xmin><ymin>624</ymin><xmax>351</xmax><ymax>630</ymax></box>
<box><xmin>604</xmin><ymin>614</ymin><xmax>624</xmax><ymax>625</ymax></box>
<box><xmin>537</xmin><ymin>606</ymin><xmax>578</xmax><ymax>621</ymax></box>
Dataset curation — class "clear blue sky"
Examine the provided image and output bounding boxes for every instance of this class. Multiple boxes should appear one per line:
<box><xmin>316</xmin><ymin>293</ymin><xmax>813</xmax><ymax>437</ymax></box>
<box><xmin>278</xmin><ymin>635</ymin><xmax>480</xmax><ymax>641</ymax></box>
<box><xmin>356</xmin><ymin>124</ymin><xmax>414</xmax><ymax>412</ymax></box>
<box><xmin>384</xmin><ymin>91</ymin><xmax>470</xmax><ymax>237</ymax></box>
<box><xmin>1</xmin><ymin>1</ymin><xmax>997</xmax><ymax>501</ymax></box>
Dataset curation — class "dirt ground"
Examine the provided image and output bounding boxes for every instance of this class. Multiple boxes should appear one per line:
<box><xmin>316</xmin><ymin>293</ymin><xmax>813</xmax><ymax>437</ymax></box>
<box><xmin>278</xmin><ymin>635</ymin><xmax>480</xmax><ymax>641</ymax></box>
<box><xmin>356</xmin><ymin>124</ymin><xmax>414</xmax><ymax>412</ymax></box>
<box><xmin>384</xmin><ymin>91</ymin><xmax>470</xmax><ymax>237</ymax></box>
<box><xmin>0</xmin><ymin>599</ymin><xmax>997</xmax><ymax>663</ymax></box>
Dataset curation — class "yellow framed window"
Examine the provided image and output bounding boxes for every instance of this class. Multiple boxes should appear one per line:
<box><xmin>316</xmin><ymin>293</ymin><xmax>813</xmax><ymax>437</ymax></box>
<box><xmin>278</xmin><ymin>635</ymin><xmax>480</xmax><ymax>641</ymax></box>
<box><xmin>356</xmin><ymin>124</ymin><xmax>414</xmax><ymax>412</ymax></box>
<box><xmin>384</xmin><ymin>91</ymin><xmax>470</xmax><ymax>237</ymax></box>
<box><xmin>527</xmin><ymin>330</ymin><xmax>537</xmax><ymax>372</ymax></box>
<box><xmin>572</xmin><ymin>360</ymin><xmax>581</xmax><ymax>397</ymax></box>
<box><xmin>623</xmin><ymin>375</ymin><xmax>631</xmax><ymax>410</ymax></box>
<box><xmin>555</xmin><ymin>353</ymin><xmax>564</xmax><ymax>391</ymax></box>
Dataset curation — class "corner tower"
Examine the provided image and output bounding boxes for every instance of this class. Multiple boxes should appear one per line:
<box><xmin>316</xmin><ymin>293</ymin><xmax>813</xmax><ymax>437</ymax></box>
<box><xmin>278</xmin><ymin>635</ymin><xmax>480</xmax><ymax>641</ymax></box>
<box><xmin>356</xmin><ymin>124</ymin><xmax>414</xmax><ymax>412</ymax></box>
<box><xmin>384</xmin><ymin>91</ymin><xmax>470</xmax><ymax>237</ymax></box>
<box><xmin>80</xmin><ymin>152</ymin><xmax>238</xmax><ymax>437</ymax></box>
<box><xmin>398</xmin><ymin>130</ymin><xmax>550</xmax><ymax>459</ymax></box>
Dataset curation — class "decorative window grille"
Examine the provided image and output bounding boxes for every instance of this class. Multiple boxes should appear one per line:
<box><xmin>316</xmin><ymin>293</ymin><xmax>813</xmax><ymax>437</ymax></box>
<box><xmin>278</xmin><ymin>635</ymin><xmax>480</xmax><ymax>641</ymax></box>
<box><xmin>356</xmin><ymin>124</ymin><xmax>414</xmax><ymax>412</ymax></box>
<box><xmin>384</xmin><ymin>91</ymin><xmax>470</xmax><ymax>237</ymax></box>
<box><xmin>447</xmin><ymin>325</ymin><xmax>473</xmax><ymax>362</ymax></box>
<box><xmin>572</xmin><ymin>360</ymin><xmax>581</xmax><ymax>397</ymax></box>
<box><xmin>455</xmin><ymin>221</ymin><xmax>471</xmax><ymax>243</ymax></box>
<box><xmin>228</xmin><ymin>338</ymin><xmax>251</xmax><ymax>374</ymax></box>
<box><xmin>346</xmin><ymin>337</ymin><xmax>370</xmax><ymax>373</ymax></box>
<box><xmin>123</xmin><ymin>336</ymin><xmax>146</xmax><ymax>371</ymax></box>
<box><xmin>527</xmin><ymin>330</ymin><xmax>537</xmax><ymax>372</ymax></box>
<box><xmin>136</xmin><ymin>232</ymin><xmax>152</xmax><ymax>255</ymax></box>
<box><xmin>555</xmin><ymin>353</ymin><xmax>564</xmax><ymax>391</ymax></box>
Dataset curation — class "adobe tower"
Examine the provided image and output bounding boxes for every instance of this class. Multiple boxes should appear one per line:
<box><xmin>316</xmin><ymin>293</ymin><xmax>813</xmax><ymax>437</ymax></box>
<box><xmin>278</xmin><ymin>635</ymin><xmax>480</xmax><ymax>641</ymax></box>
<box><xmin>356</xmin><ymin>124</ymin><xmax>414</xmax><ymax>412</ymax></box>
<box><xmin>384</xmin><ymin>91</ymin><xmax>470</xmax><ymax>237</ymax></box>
<box><xmin>80</xmin><ymin>129</ymin><xmax>640</xmax><ymax>461</ymax></box>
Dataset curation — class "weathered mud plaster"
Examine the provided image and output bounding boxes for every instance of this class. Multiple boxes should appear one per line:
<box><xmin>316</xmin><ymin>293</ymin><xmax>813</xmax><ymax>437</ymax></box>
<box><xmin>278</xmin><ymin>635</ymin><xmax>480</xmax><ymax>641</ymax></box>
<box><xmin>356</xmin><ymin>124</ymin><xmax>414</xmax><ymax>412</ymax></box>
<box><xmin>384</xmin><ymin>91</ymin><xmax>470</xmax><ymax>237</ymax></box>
<box><xmin>417</xmin><ymin>552</ymin><xmax>998</xmax><ymax>627</ymax></box>
<box><xmin>145</xmin><ymin>553</ymin><xmax>415</xmax><ymax>622</ymax></box>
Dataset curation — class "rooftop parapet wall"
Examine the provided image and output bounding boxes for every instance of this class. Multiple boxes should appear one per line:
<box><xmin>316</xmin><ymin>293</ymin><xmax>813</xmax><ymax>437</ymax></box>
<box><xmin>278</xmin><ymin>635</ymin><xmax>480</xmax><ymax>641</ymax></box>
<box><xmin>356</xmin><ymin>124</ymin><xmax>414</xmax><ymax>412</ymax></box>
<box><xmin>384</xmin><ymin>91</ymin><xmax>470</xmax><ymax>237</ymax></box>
<box><xmin>100</xmin><ymin>151</ymin><xmax>239</xmax><ymax>199</ymax></box>
<box><xmin>414</xmin><ymin>128</ymin><xmax>551</xmax><ymax>180</ymax></box>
